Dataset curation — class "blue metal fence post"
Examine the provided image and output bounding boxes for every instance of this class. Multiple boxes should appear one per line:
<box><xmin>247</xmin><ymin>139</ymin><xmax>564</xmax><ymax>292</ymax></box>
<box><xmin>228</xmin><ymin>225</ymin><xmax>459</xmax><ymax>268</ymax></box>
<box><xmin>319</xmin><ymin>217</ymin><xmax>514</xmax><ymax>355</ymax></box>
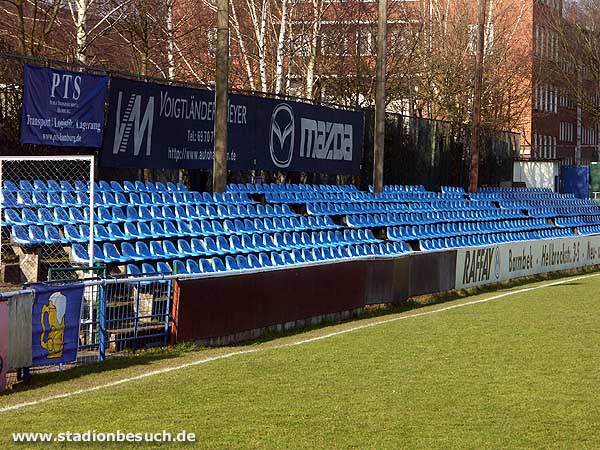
<box><xmin>133</xmin><ymin>281</ymin><xmax>140</xmax><ymax>352</ymax></box>
<box><xmin>98</xmin><ymin>285</ymin><xmax>106</xmax><ymax>361</ymax></box>
<box><xmin>163</xmin><ymin>278</ymin><xmax>173</xmax><ymax>347</ymax></box>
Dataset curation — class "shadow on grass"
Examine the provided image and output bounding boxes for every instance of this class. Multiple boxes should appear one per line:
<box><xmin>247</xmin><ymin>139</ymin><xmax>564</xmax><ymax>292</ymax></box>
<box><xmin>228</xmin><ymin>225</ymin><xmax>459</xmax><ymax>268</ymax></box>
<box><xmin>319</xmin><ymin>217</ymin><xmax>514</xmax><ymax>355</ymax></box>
<box><xmin>4</xmin><ymin>265</ymin><xmax>599</xmax><ymax>396</ymax></box>
<box><xmin>3</xmin><ymin>343</ymin><xmax>205</xmax><ymax>397</ymax></box>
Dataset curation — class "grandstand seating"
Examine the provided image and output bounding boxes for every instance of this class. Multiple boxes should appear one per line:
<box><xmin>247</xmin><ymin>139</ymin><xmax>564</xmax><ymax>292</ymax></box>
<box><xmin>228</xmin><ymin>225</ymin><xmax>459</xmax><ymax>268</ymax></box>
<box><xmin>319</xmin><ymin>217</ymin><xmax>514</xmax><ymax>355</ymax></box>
<box><xmin>2</xmin><ymin>181</ymin><xmax>600</xmax><ymax>275</ymax></box>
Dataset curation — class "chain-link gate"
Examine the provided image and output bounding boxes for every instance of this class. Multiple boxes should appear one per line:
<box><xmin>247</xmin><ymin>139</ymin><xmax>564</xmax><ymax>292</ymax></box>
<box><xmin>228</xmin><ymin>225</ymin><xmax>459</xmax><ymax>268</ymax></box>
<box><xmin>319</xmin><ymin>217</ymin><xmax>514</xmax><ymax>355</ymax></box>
<box><xmin>0</xmin><ymin>156</ymin><xmax>95</xmax><ymax>285</ymax></box>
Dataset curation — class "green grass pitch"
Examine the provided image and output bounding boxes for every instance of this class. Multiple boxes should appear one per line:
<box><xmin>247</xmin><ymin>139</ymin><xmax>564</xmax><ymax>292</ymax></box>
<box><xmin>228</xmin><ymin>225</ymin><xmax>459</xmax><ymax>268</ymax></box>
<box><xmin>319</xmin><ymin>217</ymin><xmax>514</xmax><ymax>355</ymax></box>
<box><xmin>1</xmin><ymin>272</ymin><xmax>600</xmax><ymax>449</ymax></box>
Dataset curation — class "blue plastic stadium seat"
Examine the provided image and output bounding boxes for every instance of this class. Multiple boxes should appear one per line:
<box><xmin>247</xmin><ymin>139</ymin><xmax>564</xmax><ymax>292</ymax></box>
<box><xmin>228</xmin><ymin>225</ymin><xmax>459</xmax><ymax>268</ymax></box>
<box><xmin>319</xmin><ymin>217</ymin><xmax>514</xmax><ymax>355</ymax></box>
<box><xmin>172</xmin><ymin>259</ymin><xmax>187</xmax><ymax>274</ymax></box>
<box><xmin>71</xmin><ymin>243</ymin><xmax>91</xmax><ymax>264</ymax></box>
<box><xmin>177</xmin><ymin>239</ymin><xmax>196</xmax><ymax>257</ymax></box>
<box><xmin>103</xmin><ymin>243</ymin><xmax>128</xmax><ymax>263</ymax></box>
<box><xmin>127</xmin><ymin>264</ymin><xmax>141</xmax><ymax>276</ymax></box>
<box><xmin>118</xmin><ymin>242</ymin><xmax>141</xmax><ymax>261</ymax></box>
<box><xmin>210</xmin><ymin>258</ymin><xmax>226</xmax><ymax>272</ymax></box>
<box><xmin>44</xmin><ymin>225</ymin><xmax>68</xmax><ymax>244</ymax></box>
<box><xmin>199</xmin><ymin>259</ymin><xmax>214</xmax><ymax>273</ymax></box>
<box><xmin>225</xmin><ymin>255</ymin><xmax>239</xmax><ymax>271</ymax></box>
<box><xmin>186</xmin><ymin>259</ymin><xmax>201</xmax><ymax>274</ymax></box>
<box><xmin>163</xmin><ymin>240</ymin><xmax>185</xmax><ymax>258</ymax></box>
<box><xmin>236</xmin><ymin>255</ymin><xmax>251</xmax><ymax>270</ymax></box>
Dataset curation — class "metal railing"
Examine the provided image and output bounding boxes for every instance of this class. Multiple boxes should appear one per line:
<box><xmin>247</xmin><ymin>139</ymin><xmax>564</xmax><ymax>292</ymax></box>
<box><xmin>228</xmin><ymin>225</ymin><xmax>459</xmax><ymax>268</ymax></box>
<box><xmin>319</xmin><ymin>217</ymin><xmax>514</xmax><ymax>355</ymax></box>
<box><xmin>22</xmin><ymin>272</ymin><xmax>173</xmax><ymax>363</ymax></box>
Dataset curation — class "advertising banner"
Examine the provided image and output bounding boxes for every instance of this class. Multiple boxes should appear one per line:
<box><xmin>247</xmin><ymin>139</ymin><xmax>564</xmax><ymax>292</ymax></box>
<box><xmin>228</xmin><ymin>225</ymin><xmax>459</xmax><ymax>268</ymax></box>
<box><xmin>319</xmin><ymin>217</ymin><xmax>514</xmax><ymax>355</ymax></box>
<box><xmin>31</xmin><ymin>283</ymin><xmax>84</xmax><ymax>366</ymax></box>
<box><xmin>101</xmin><ymin>77</ymin><xmax>364</xmax><ymax>175</ymax></box>
<box><xmin>455</xmin><ymin>235</ymin><xmax>600</xmax><ymax>289</ymax></box>
<box><xmin>101</xmin><ymin>77</ymin><xmax>254</xmax><ymax>170</ymax></box>
<box><xmin>254</xmin><ymin>98</ymin><xmax>364</xmax><ymax>175</ymax></box>
<box><xmin>21</xmin><ymin>65</ymin><xmax>108</xmax><ymax>147</ymax></box>
<box><xmin>0</xmin><ymin>301</ymin><xmax>8</xmax><ymax>392</ymax></box>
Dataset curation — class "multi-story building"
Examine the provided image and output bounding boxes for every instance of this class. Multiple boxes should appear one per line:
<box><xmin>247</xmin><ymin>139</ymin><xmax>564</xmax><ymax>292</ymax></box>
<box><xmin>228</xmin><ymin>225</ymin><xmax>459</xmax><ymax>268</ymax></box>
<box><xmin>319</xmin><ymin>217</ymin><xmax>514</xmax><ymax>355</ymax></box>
<box><xmin>518</xmin><ymin>0</ymin><xmax>598</xmax><ymax>164</ymax></box>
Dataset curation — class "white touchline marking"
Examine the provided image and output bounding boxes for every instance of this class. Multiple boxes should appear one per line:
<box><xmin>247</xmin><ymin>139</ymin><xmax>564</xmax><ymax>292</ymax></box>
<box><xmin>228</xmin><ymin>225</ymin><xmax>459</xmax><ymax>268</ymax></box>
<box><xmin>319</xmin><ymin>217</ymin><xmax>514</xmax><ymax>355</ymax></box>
<box><xmin>1</xmin><ymin>272</ymin><xmax>598</xmax><ymax>414</ymax></box>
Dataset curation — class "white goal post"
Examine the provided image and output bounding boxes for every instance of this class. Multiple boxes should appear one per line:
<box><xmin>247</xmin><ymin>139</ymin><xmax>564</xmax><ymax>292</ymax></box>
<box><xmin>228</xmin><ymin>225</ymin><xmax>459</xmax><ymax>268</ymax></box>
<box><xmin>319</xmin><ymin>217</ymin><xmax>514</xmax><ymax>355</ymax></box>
<box><xmin>0</xmin><ymin>155</ymin><xmax>95</xmax><ymax>278</ymax></box>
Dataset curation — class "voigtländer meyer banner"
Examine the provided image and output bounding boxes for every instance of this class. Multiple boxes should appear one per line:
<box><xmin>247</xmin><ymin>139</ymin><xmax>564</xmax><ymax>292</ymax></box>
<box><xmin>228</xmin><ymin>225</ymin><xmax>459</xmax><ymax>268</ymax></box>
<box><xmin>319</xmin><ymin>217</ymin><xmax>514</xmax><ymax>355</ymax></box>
<box><xmin>101</xmin><ymin>77</ymin><xmax>254</xmax><ymax>170</ymax></box>
<box><xmin>254</xmin><ymin>98</ymin><xmax>364</xmax><ymax>175</ymax></box>
<box><xmin>101</xmin><ymin>77</ymin><xmax>364</xmax><ymax>175</ymax></box>
<box><xmin>21</xmin><ymin>65</ymin><xmax>108</xmax><ymax>147</ymax></box>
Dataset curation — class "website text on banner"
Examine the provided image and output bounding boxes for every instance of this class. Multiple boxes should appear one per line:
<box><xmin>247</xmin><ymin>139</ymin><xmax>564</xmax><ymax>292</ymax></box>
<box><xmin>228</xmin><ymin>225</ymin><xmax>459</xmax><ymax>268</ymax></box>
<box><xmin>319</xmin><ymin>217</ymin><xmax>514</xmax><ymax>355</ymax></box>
<box><xmin>20</xmin><ymin>65</ymin><xmax>108</xmax><ymax>148</ymax></box>
<box><xmin>456</xmin><ymin>235</ymin><xmax>600</xmax><ymax>289</ymax></box>
<box><xmin>0</xmin><ymin>301</ymin><xmax>8</xmax><ymax>392</ymax></box>
<box><xmin>31</xmin><ymin>284</ymin><xmax>84</xmax><ymax>367</ymax></box>
<box><xmin>100</xmin><ymin>77</ymin><xmax>364</xmax><ymax>175</ymax></box>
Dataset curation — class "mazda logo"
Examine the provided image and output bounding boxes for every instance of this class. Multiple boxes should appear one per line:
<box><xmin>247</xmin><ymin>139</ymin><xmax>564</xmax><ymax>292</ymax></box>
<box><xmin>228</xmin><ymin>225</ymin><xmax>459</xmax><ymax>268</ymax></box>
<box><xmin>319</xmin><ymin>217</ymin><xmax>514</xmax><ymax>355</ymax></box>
<box><xmin>270</xmin><ymin>103</ymin><xmax>294</xmax><ymax>168</ymax></box>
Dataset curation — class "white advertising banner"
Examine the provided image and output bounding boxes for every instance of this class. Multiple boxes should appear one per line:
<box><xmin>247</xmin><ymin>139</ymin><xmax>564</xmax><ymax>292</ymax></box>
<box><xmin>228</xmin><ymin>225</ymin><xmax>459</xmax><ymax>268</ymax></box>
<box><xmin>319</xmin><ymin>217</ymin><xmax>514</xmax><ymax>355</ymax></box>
<box><xmin>455</xmin><ymin>235</ymin><xmax>600</xmax><ymax>289</ymax></box>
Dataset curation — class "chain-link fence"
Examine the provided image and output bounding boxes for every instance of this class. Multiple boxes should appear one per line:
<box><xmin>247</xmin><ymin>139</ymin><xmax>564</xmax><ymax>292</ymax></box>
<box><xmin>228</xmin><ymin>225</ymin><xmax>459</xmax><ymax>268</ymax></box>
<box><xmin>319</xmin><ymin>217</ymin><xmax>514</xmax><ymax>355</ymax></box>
<box><xmin>0</xmin><ymin>156</ymin><xmax>95</xmax><ymax>285</ymax></box>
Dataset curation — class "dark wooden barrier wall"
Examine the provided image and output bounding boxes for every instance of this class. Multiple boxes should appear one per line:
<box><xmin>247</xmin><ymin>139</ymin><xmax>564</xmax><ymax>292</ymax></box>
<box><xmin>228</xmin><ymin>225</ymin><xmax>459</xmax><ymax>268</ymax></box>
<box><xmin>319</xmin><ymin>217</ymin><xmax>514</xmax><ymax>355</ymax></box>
<box><xmin>171</xmin><ymin>260</ymin><xmax>367</xmax><ymax>343</ymax></box>
<box><xmin>171</xmin><ymin>251</ymin><xmax>458</xmax><ymax>344</ymax></box>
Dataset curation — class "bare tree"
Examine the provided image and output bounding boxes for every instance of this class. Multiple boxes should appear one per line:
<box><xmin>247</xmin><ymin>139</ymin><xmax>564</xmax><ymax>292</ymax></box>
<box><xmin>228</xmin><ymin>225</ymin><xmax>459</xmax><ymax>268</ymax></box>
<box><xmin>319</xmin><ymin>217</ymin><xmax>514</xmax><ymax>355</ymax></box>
<box><xmin>0</xmin><ymin>0</ymin><xmax>64</xmax><ymax>56</ymax></box>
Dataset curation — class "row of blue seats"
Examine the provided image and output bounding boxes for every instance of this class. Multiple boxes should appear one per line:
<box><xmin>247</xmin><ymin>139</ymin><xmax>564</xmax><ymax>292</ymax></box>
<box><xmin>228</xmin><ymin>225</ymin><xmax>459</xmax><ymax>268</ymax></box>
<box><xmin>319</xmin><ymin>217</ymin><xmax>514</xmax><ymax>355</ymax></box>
<box><xmin>578</xmin><ymin>225</ymin><xmax>600</xmax><ymax>235</ymax></box>
<box><xmin>555</xmin><ymin>216</ymin><xmax>600</xmax><ymax>227</ymax></box>
<box><xmin>440</xmin><ymin>186</ymin><xmax>466</xmax><ymax>195</ymax></box>
<box><xmin>226</xmin><ymin>183</ymin><xmax>359</xmax><ymax>194</ymax></box>
<box><xmin>498</xmin><ymin>199</ymin><xmax>596</xmax><ymax>209</ymax></box>
<box><xmin>3</xmin><ymin>203</ymin><xmax>296</xmax><ymax>227</ymax></box>
<box><xmin>528</xmin><ymin>206</ymin><xmax>600</xmax><ymax>218</ymax></box>
<box><xmin>71</xmin><ymin>229</ymin><xmax>382</xmax><ymax>264</ymax></box>
<box><xmin>420</xmin><ymin>228</ymin><xmax>575</xmax><ymax>251</ymax></box>
<box><xmin>10</xmin><ymin>214</ymin><xmax>342</xmax><ymax>245</ymax></box>
<box><xmin>374</xmin><ymin>185</ymin><xmax>427</xmax><ymax>193</ymax></box>
<box><xmin>345</xmin><ymin>209</ymin><xmax>525</xmax><ymax>227</ymax></box>
<box><xmin>3</xmin><ymin>180</ymin><xmax>187</xmax><ymax>193</ymax></box>
<box><xmin>127</xmin><ymin>241</ymin><xmax>410</xmax><ymax>276</ymax></box>
<box><xmin>2</xmin><ymin>189</ymin><xmax>252</xmax><ymax>209</ymax></box>
<box><xmin>305</xmin><ymin>200</ymin><xmax>498</xmax><ymax>216</ymax></box>
<box><xmin>471</xmin><ymin>192</ymin><xmax>577</xmax><ymax>201</ymax></box>
<box><xmin>307</xmin><ymin>202</ymin><xmax>431</xmax><ymax>215</ymax></box>
<box><xmin>479</xmin><ymin>187</ymin><xmax>552</xmax><ymax>193</ymax></box>
<box><xmin>387</xmin><ymin>219</ymin><xmax>554</xmax><ymax>241</ymax></box>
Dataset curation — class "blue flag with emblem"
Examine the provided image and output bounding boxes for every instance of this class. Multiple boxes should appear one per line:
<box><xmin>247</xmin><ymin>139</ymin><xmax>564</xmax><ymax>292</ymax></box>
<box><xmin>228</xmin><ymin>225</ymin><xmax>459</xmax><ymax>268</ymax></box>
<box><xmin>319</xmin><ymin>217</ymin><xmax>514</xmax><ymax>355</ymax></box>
<box><xmin>31</xmin><ymin>283</ymin><xmax>84</xmax><ymax>366</ymax></box>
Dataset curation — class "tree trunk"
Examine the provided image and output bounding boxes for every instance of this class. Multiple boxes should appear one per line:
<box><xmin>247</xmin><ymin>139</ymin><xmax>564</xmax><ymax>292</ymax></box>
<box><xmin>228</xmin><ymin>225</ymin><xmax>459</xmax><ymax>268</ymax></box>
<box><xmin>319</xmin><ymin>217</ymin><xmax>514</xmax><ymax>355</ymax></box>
<box><xmin>76</xmin><ymin>0</ymin><xmax>88</xmax><ymax>64</ymax></box>
<box><xmin>274</xmin><ymin>0</ymin><xmax>289</xmax><ymax>95</ymax></box>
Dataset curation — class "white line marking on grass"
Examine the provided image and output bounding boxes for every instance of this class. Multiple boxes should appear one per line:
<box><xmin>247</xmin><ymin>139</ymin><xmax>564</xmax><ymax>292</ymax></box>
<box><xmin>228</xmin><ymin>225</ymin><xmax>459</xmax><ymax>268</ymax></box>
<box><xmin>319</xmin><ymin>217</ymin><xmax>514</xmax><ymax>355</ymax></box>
<box><xmin>1</xmin><ymin>272</ymin><xmax>598</xmax><ymax>413</ymax></box>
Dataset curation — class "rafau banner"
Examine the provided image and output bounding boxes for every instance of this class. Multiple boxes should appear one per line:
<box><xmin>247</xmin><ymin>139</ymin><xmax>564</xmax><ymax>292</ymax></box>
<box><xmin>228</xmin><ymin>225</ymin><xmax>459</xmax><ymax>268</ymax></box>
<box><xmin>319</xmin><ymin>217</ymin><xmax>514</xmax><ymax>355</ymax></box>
<box><xmin>254</xmin><ymin>98</ymin><xmax>364</xmax><ymax>175</ymax></box>
<box><xmin>101</xmin><ymin>77</ymin><xmax>254</xmax><ymax>171</ymax></box>
<box><xmin>21</xmin><ymin>65</ymin><xmax>108</xmax><ymax>147</ymax></box>
<box><xmin>101</xmin><ymin>77</ymin><xmax>364</xmax><ymax>175</ymax></box>
<box><xmin>31</xmin><ymin>283</ymin><xmax>84</xmax><ymax>367</ymax></box>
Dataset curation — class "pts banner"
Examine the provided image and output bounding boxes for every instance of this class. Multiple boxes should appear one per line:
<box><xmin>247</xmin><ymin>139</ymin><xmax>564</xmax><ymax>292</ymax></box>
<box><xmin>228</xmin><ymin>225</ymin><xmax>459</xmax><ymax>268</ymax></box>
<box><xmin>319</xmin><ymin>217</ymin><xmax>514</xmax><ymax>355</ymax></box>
<box><xmin>101</xmin><ymin>77</ymin><xmax>364</xmax><ymax>175</ymax></box>
<box><xmin>21</xmin><ymin>65</ymin><xmax>108</xmax><ymax>147</ymax></box>
<box><xmin>455</xmin><ymin>235</ymin><xmax>600</xmax><ymax>289</ymax></box>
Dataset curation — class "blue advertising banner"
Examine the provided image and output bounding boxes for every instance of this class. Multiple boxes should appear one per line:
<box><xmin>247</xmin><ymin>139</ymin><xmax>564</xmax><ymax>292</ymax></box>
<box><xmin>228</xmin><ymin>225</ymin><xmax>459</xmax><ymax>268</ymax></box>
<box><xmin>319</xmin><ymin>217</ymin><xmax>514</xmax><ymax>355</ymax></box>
<box><xmin>101</xmin><ymin>77</ymin><xmax>364</xmax><ymax>175</ymax></box>
<box><xmin>254</xmin><ymin>98</ymin><xmax>364</xmax><ymax>175</ymax></box>
<box><xmin>21</xmin><ymin>65</ymin><xmax>108</xmax><ymax>148</ymax></box>
<box><xmin>31</xmin><ymin>283</ymin><xmax>84</xmax><ymax>367</ymax></box>
<box><xmin>101</xmin><ymin>77</ymin><xmax>254</xmax><ymax>170</ymax></box>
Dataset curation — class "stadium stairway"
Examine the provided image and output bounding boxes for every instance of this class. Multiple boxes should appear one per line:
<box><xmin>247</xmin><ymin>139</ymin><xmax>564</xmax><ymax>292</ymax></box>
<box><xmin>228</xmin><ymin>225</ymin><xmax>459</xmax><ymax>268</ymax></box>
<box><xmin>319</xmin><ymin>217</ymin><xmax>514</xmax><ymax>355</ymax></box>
<box><xmin>2</xmin><ymin>180</ymin><xmax>600</xmax><ymax>278</ymax></box>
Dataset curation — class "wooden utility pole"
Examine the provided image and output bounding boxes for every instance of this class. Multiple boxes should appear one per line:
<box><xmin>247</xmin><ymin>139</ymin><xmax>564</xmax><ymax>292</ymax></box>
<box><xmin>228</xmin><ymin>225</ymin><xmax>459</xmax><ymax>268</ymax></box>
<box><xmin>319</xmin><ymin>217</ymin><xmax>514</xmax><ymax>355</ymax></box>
<box><xmin>469</xmin><ymin>0</ymin><xmax>486</xmax><ymax>193</ymax></box>
<box><xmin>373</xmin><ymin>0</ymin><xmax>387</xmax><ymax>194</ymax></box>
<box><xmin>213</xmin><ymin>0</ymin><xmax>229</xmax><ymax>193</ymax></box>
